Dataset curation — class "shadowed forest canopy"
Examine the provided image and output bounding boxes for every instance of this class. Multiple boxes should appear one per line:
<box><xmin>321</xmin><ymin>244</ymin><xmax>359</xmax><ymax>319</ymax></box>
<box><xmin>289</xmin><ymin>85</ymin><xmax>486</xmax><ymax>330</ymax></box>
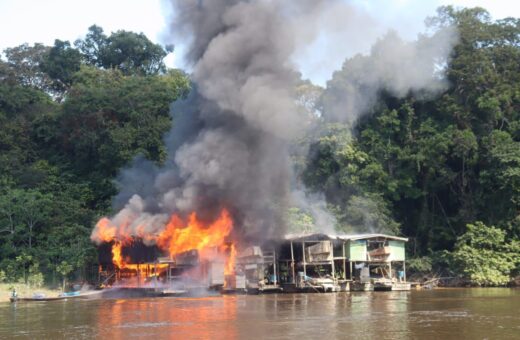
<box><xmin>0</xmin><ymin>6</ymin><xmax>519</xmax><ymax>286</ymax></box>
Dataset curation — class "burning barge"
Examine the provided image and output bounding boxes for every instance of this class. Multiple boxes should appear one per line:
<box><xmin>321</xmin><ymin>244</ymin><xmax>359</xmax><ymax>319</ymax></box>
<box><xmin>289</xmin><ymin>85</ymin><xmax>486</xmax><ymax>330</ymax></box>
<box><xmin>96</xmin><ymin>232</ymin><xmax>411</xmax><ymax>295</ymax></box>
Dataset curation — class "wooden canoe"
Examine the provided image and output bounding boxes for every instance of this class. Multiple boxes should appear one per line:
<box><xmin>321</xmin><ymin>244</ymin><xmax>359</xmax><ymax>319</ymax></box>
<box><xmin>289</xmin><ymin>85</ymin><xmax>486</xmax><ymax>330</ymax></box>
<box><xmin>10</xmin><ymin>296</ymin><xmax>69</xmax><ymax>302</ymax></box>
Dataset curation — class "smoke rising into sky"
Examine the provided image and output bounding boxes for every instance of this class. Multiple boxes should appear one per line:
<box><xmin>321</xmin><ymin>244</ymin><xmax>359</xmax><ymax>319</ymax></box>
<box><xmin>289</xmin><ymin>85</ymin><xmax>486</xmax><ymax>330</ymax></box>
<box><xmin>0</xmin><ymin>1</ymin><xmax>516</xmax><ymax>87</ymax></box>
<box><xmin>322</xmin><ymin>27</ymin><xmax>458</xmax><ymax>123</ymax></box>
<box><xmin>91</xmin><ymin>0</ymin><xmax>458</xmax><ymax>243</ymax></box>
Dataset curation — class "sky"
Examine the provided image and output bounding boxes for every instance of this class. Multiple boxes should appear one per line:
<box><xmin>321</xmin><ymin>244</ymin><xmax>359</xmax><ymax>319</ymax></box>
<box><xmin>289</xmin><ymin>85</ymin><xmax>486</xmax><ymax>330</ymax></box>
<box><xmin>0</xmin><ymin>0</ymin><xmax>518</xmax><ymax>85</ymax></box>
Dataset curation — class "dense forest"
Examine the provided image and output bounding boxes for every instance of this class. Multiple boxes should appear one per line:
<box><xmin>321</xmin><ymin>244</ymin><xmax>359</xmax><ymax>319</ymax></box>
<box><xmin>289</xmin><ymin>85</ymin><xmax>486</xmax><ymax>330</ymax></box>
<box><xmin>0</xmin><ymin>7</ymin><xmax>519</xmax><ymax>287</ymax></box>
<box><xmin>302</xmin><ymin>7</ymin><xmax>520</xmax><ymax>285</ymax></box>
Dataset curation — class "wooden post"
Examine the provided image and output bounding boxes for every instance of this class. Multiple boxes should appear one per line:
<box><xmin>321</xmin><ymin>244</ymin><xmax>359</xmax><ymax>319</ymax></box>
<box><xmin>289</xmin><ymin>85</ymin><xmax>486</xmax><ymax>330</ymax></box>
<box><xmin>342</xmin><ymin>241</ymin><xmax>346</xmax><ymax>280</ymax></box>
<box><xmin>330</xmin><ymin>241</ymin><xmax>335</xmax><ymax>279</ymax></box>
<box><xmin>273</xmin><ymin>248</ymin><xmax>277</xmax><ymax>286</ymax></box>
<box><xmin>403</xmin><ymin>261</ymin><xmax>406</xmax><ymax>282</ymax></box>
<box><xmin>154</xmin><ymin>262</ymin><xmax>158</xmax><ymax>288</ymax></box>
<box><xmin>302</xmin><ymin>242</ymin><xmax>307</xmax><ymax>278</ymax></box>
<box><xmin>290</xmin><ymin>241</ymin><xmax>295</xmax><ymax>284</ymax></box>
<box><xmin>350</xmin><ymin>261</ymin><xmax>353</xmax><ymax>280</ymax></box>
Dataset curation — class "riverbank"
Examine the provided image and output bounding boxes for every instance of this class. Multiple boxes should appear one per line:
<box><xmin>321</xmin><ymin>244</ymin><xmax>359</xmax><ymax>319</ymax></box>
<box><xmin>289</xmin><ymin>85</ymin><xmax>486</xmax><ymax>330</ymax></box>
<box><xmin>407</xmin><ymin>272</ymin><xmax>520</xmax><ymax>288</ymax></box>
<box><xmin>0</xmin><ymin>283</ymin><xmax>61</xmax><ymax>303</ymax></box>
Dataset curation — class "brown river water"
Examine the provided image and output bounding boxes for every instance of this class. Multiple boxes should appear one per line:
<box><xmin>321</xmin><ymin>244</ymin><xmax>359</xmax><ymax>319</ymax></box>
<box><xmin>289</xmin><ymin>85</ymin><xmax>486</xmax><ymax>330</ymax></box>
<box><xmin>1</xmin><ymin>288</ymin><xmax>519</xmax><ymax>339</ymax></box>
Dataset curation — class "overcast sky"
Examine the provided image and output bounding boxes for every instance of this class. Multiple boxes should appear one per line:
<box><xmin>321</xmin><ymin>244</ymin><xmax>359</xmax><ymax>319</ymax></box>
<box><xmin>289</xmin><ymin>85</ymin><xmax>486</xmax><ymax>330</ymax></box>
<box><xmin>0</xmin><ymin>0</ymin><xmax>518</xmax><ymax>85</ymax></box>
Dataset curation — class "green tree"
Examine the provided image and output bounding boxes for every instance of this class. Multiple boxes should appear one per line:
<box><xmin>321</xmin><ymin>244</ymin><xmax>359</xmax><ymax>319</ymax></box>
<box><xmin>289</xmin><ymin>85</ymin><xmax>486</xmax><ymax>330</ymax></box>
<box><xmin>303</xmin><ymin>123</ymin><xmax>400</xmax><ymax>233</ymax></box>
<box><xmin>56</xmin><ymin>261</ymin><xmax>73</xmax><ymax>291</ymax></box>
<box><xmin>75</xmin><ymin>25</ymin><xmax>169</xmax><ymax>75</ymax></box>
<box><xmin>2</xmin><ymin>43</ymin><xmax>52</xmax><ymax>90</ymax></box>
<box><xmin>74</xmin><ymin>25</ymin><xmax>107</xmax><ymax>66</ymax></box>
<box><xmin>43</xmin><ymin>66</ymin><xmax>189</xmax><ymax>208</ymax></box>
<box><xmin>287</xmin><ymin>207</ymin><xmax>315</xmax><ymax>233</ymax></box>
<box><xmin>0</xmin><ymin>189</ymin><xmax>53</xmax><ymax>250</ymax></box>
<box><xmin>27</xmin><ymin>263</ymin><xmax>44</xmax><ymax>288</ymax></box>
<box><xmin>15</xmin><ymin>253</ymin><xmax>32</xmax><ymax>284</ymax></box>
<box><xmin>451</xmin><ymin>222</ymin><xmax>520</xmax><ymax>286</ymax></box>
<box><xmin>479</xmin><ymin>131</ymin><xmax>520</xmax><ymax>228</ymax></box>
<box><xmin>40</xmin><ymin>39</ymin><xmax>82</xmax><ymax>95</ymax></box>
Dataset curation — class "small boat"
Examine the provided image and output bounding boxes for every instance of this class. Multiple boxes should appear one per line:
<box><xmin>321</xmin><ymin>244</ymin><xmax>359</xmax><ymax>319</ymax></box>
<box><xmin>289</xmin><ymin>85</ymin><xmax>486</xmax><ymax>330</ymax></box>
<box><xmin>10</xmin><ymin>296</ymin><xmax>70</xmax><ymax>303</ymax></box>
<box><xmin>10</xmin><ymin>290</ymin><xmax>103</xmax><ymax>303</ymax></box>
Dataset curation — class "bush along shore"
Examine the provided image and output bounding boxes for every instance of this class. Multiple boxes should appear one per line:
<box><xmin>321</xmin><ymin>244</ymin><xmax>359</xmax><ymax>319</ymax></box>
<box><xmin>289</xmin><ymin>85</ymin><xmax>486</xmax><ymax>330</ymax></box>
<box><xmin>0</xmin><ymin>283</ymin><xmax>61</xmax><ymax>302</ymax></box>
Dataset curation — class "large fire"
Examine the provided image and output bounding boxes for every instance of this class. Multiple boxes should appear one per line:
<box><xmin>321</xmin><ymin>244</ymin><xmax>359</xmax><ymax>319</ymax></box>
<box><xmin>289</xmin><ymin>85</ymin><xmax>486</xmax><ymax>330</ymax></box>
<box><xmin>156</xmin><ymin>210</ymin><xmax>233</xmax><ymax>259</ymax></box>
<box><xmin>94</xmin><ymin>208</ymin><xmax>236</xmax><ymax>279</ymax></box>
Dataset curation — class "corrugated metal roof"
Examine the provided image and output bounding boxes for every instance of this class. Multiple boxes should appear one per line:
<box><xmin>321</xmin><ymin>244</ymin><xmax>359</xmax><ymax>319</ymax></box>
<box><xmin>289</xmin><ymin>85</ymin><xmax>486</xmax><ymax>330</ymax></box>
<box><xmin>284</xmin><ymin>232</ymin><xmax>408</xmax><ymax>242</ymax></box>
<box><xmin>337</xmin><ymin>233</ymin><xmax>408</xmax><ymax>242</ymax></box>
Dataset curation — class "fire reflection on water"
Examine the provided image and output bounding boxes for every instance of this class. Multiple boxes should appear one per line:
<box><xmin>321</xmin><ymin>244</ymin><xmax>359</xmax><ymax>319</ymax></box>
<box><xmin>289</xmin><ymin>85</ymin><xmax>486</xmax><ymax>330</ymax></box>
<box><xmin>93</xmin><ymin>293</ymin><xmax>410</xmax><ymax>340</ymax></box>
<box><xmin>3</xmin><ymin>290</ymin><xmax>520</xmax><ymax>339</ymax></box>
<box><xmin>95</xmin><ymin>297</ymin><xmax>238</xmax><ymax>340</ymax></box>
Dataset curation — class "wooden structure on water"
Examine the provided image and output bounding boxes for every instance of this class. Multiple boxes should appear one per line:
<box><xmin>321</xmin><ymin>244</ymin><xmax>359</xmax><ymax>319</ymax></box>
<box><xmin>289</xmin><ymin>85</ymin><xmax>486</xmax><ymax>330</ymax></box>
<box><xmin>268</xmin><ymin>233</ymin><xmax>411</xmax><ymax>292</ymax></box>
<box><xmin>98</xmin><ymin>233</ymin><xmax>410</xmax><ymax>294</ymax></box>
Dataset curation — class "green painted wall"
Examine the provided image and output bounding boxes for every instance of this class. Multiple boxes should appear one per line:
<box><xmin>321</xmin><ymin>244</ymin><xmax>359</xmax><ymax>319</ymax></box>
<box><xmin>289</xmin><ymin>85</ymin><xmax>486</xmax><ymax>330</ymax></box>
<box><xmin>388</xmin><ymin>240</ymin><xmax>405</xmax><ymax>261</ymax></box>
<box><xmin>347</xmin><ymin>240</ymin><xmax>367</xmax><ymax>261</ymax></box>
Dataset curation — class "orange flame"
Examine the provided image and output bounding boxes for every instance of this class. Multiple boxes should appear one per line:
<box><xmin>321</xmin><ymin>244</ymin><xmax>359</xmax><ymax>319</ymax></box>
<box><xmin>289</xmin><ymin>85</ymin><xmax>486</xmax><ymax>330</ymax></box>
<box><xmin>225</xmin><ymin>244</ymin><xmax>237</xmax><ymax>276</ymax></box>
<box><xmin>156</xmin><ymin>209</ymin><xmax>233</xmax><ymax>259</ymax></box>
<box><xmin>95</xmin><ymin>208</ymin><xmax>234</xmax><ymax>270</ymax></box>
<box><xmin>112</xmin><ymin>242</ymin><xmax>125</xmax><ymax>269</ymax></box>
<box><xmin>95</xmin><ymin>218</ymin><xmax>117</xmax><ymax>243</ymax></box>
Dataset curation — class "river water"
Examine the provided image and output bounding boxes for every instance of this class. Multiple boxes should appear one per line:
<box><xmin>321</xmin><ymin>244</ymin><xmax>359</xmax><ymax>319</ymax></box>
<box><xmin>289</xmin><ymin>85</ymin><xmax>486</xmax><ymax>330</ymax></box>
<box><xmin>1</xmin><ymin>289</ymin><xmax>519</xmax><ymax>339</ymax></box>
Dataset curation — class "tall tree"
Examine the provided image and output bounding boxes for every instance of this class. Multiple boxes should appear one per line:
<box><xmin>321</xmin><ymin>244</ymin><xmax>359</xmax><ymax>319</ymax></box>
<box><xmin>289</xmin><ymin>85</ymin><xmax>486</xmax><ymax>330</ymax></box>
<box><xmin>75</xmin><ymin>25</ymin><xmax>169</xmax><ymax>75</ymax></box>
<box><xmin>3</xmin><ymin>43</ymin><xmax>51</xmax><ymax>90</ymax></box>
<box><xmin>40</xmin><ymin>39</ymin><xmax>82</xmax><ymax>95</ymax></box>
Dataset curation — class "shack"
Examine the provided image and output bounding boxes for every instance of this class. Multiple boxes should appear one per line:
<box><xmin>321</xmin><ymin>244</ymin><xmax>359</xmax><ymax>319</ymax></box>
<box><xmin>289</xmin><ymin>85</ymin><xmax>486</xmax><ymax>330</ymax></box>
<box><xmin>271</xmin><ymin>233</ymin><xmax>410</xmax><ymax>292</ymax></box>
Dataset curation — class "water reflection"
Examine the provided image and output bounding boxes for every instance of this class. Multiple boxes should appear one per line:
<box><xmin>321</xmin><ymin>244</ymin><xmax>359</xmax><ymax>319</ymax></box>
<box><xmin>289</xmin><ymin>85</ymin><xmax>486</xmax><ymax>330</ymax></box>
<box><xmin>1</xmin><ymin>289</ymin><xmax>519</xmax><ymax>339</ymax></box>
<box><xmin>229</xmin><ymin>292</ymin><xmax>411</xmax><ymax>339</ymax></box>
<box><xmin>94</xmin><ymin>297</ymin><xmax>238</xmax><ymax>339</ymax></box>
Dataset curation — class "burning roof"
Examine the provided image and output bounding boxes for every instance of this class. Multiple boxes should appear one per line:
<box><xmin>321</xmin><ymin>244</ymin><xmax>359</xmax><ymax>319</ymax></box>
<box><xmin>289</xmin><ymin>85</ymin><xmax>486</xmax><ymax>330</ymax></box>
<box><xmin>92</xmin><ymin>208</ymin><xmax>236</xmax><ymax>274</ymax></box>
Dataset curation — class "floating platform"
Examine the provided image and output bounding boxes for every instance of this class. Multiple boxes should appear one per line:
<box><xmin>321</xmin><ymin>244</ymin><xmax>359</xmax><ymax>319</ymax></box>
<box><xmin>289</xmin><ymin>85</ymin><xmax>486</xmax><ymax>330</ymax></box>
<box><xmin>161</xmin><ymin>289</ymin><xmax>188</xmax><ymax>297</ymax></box>
<box><xmin>258</xmin><ymin>285</ymin><xmax>283</xmax><ymax>293</ymax></box>
<box><xmin>351</xmin><ymin>282</ymin><xmax>374</xmax><ymax>291</ymax></box>
<box><xmin>391</xmin><ymin>282</ymin><xmax>411</xmax><ymax>291</ymax></box>
<box><xmin>100</xmin><ymin>287</ymin><xmax>164</xmax><ymax>298</ymax></box>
